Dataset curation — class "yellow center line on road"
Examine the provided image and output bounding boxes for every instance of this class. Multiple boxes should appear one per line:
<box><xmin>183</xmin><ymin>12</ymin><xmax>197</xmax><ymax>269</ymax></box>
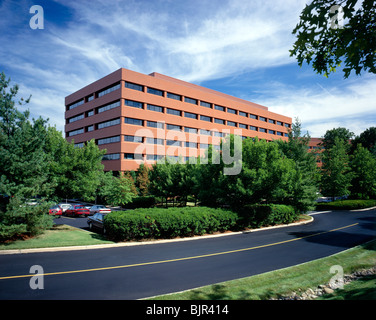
<box><xmin>0</xmin><ymin>223</ymin><xmax>359</xmax><ymax>281</ymax></box>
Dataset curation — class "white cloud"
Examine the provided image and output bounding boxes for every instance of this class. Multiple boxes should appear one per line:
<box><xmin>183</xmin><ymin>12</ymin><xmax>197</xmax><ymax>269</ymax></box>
<box><xmin>255</xmin><ymin>76</ymin><xmax>376</xmax><ymax>137</ymax></box>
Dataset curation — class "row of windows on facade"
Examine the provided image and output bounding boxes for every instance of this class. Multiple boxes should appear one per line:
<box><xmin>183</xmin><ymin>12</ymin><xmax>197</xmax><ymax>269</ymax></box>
<box><xmin>67</xmin><ymin>81</ymin><xmax>291</xmax><ymax>129</ymax></box>
<box><xmin>90</xmin><ymin>134</ymin><xmax>226</xmax><ymax>149</ymax></box>
<box><xmin>68</xmin><ymin>116</ymin><xmax>288</xmax><ymax>138</ymax></box>
<box><xmin>102</xmin><ymin>152</ymin><xmax>218</xmax><ymax>161</ymax></box>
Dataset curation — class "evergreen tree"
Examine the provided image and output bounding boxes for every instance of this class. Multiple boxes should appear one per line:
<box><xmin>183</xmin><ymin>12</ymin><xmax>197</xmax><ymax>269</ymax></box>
<box><xmin>321</xmin><ymin>136</ymin><xmax>353</xmax><ymax>200</ymax></box>
<box><xmin>350</xmin><ymin>144</ymin><xmax>376</xmax><ymax>199</ymax></box>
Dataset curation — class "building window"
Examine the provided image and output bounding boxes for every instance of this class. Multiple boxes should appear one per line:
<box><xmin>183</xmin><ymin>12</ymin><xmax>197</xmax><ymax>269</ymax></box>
<box><xmin>200</xmin><ymin>143</ymin><xmax>209</xmax><ymax>149</ymax></box>
<box><xmin>215</xmin><ymin>105</ymin><xmax>225</xmax><ymax>112</ymax></box>
<box><xmin>87</xmin><ymin>125</ymin><xmax>94</xmax><ymax>132</ymax></box>
<box><xmin>277</xmin><ymin>121</ymin><xmax>283</xmax><ymax>126</ymax></box>
<box><xmin>68</xmin><ymin>114</ymin><xmax>84</xmax><ymax>123</ymax></box>
<box><xmin>125</xmin><ymin>153</ymin><xmax>143</xmax><ymax>160</ymax></box>
<box><xmin>185</xmin><ymin>127</ymin><xmax>198</xmax><ymax>134</ymax></box>
<box><xmin>239</xmin><ymin>111</ymin><xmax>247</xmax><ymax>117</ymax></box>
<box><xmin>124</xmin><ymin>117</ymin><xmax>143</xmax><ymax>126</ymax></box>
<box><xmin>147</xmin><ymin>87</ymin><xmax>164</xmax><ymax>96</ymax></box>
<box><xmin>249</xmin><ymin>114</ymin><xmax>258</xmax><ymax>120</ymax></box>
<box><xmin>185</xmin><ymin>142</ymin><xmax>197</xmax><ymax>148</ymax></box>
<box><xmin>124</xmin><ymin>99</ymin><xmax>143</xmax><ymax>109</ymax></box>
<box><xmin>200</xmin><ymin>129</ymin><xmax>211</xmax><ymax>136</ymax></box>
<box><xmin>167</xmin><ymin>92</ymin><xmax>181</xmax><ymax>101</ymax></box>
<box><xmin>146</xmin><ymin>154</ymin><xmax>164</xmax><ymax>161</ymax></box>
<box><xmin>98</xmin><ymin>83</ymin><xmax>120</xmax><ymax>98</ymax></box>
<box><xmin>166</xmin><ymin>124</ymin><xmax>182</xmax><ymax>131</ymax></box>
<box><xmin>227</xmin><ymin>121</ymin><xmax>236</xmax><ymax>127</ymax></box>
<box><xmin>87</xmin><ymin>95</ymin><xmax>94</xmax><ymax>102</ymax></box>
<box><xmin>184</xmin><ymin>111</ymin><xmax>197</xmax><ymax>119</ymax></box>
<box><xmin>213</xmin><ymin>131</ymin><xmax>224</xmax><ymax>137</ymax></box>
<box><xmin>200</xmin><ymin>101</ymin><xmax>211</xmax><ymax>108</ymax></box>
<box><xmin>239</xmin><ymin>123</ymin><xmax>248</xmax><ymax>129</ymax></box>
<box><xmin>184</xmin><ymin>97</ymin><xmax>198</xmax><ymax>105</ymax></box>
<box><xmin>259</xmin><ymin>128</ymin><xmax>267</xmax><ymax>133</ymax></box>
<box><xmin>227</xmin><ymin>108</ymin><xmax>236</xmax><ymax>114</ymax></box>
<box><xmin>124</xmin><ymin>135</ymin><xmax>143</xmax><ymax>143</ymax></box>
<box><xmin>68</xmin><ymin>99</ymin><xmax>84</xmax><ymax>111</ymax></box>
<box><xmin>124</xmin><ymin>81</ymin><xmax>144</xmax><ymax>91</ymax></box>
<box><xmin>200</xmin><ymin>115</ymin><xmax>211</xmax><ymax>122</ymax></box>
<box><xmin>285</xmin><ymin>123</ymin><xmax>291</xmax><ymax>128</ymax></box>
<box><xmin>268</xmin><ymin>130</ymin><xmax>275</xmax><ymax>134</ymax></box>
<box><xmin>277</xmin><ymin>131</ymin><xmax>283</xmax><ymax>136</ymax></box>
<box><xmin>147</xmin><ymin>104</ymin><xmax>164</xmax><ymax>113</ymax></box>
<box><xmin>98</xmin><ymin>118</ymin><xmax>121</xmax><ymax>129</ymax></box>
<box><xmin>166</xmin><ymin>140</ymin><xmax>181</xmax><ymax>147</ymax></box>
<box><xmin>98</xmin><ymin>136</ymin><xmax>121</xmax><ymax>145</ymax></box>
<box><xmin>167</xmin><ymin>108</ymin><xmax>182</xmax><ymax>116</ymax></box>
<box><xmin>269</xmin><ymin>119</ymin><xmax>276</xmax><ymax>124</ymax></box>
<box><xmin>102</xmin><ymin>153</ymin><xmax>120</xmax><ymax>161</ymax></box>
<box><xmin>74</xmin><ymin>142</ymin><xmax>84</xmax><ymax>148</ymax></box>
<box><xmin>259</xmin><ymin>117</ymin><xmax>267</xmax><ymax>122</ymax></box>
<box><xmin>68</xmin><ymin>128</ymin><xmax>84</xmax><ymax>136</ymax></box>
<box><xmin>214</xmin><ymin>118</ymin><xmax>225</xmax><ymax>125</ymax></box>
<box><xmin>98</xmin><ymin>100</ymin><xmax>121</xmax><ymax>113</ymax></box>
<box><xmin>147</xmin><ymin>121</ymin><xmax>164</xmax><ymax>129</ymax></box>
<box><xmin>146</xmin><ymin>138</ymin><xmax>164</xmax><ymax>145</ymax></box>
<box><xmin>250</xmin><ymin>126</ymin><xmax>258</xmax><ymax>131</ymax></box>
<box><xmin>87</xmin><ymin>110</ymin><xmax>94</xmax><ymax>117</ymax></box>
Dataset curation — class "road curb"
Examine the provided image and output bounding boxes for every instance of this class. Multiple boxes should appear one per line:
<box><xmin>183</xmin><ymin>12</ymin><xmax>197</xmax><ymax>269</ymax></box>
<box><xmin>0</xmin><ymin>216</ymin><xmax>314</xmax><ymax>255</ymax></box>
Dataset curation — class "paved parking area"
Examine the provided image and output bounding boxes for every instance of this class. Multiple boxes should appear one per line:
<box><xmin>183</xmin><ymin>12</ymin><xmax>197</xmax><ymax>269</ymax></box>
<box><xmin>54</xmin><ymin>216</ymin><xmax>89</xmax><ymax>230</ymax></box>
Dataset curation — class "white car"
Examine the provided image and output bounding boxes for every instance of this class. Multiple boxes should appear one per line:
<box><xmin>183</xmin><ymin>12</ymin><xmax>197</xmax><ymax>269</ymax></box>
<box><xmin>89</xmin><ymin>205</ymin><xmax>111</xmax><ymax>215</ymax></box>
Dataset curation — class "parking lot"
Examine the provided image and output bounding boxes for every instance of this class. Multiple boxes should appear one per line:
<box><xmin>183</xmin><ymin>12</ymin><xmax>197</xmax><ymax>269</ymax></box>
<box><xmin>54</xmin><ymin>215</ymin><xmax>90</xmax><ymax>230</ymax></box>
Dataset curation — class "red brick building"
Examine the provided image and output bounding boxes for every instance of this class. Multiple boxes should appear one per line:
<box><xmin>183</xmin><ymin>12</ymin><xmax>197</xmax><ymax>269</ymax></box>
<box><xmin>65</xmin><ymin>68</ymin><xmax>292</xmax><ymax>172</ymax></box>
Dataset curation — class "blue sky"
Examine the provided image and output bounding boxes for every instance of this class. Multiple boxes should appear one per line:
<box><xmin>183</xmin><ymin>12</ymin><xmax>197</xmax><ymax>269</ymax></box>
<box><xmin>1</xmin><ymin>0</ymin><xmax>375</xmax><ymax>138</ymax></box>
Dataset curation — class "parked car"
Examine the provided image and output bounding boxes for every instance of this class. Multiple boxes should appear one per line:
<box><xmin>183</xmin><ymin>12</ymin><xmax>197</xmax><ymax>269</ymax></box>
<box><xmin>87</xmin><ymin>213</ymin><xmax>107</xmax><ymax>233</ymax></box>
<box><xmin>59</xmin><ymin>203</ymin><xmax>73</xmax><ymax>212</ymax></box>
<box><xmin>65</xmin><ymin>204</ymin><xmax>90</xmax><ymax>217</ymax></box>
<box><xmin>49</xmin><ymin>205</ymin><xmax>63</xmax><ymax>216</ymax></box>
<box><xmin>89</xmin><ymin>205</ymin><xmax>111</xmax><ymax>215</ymax></box>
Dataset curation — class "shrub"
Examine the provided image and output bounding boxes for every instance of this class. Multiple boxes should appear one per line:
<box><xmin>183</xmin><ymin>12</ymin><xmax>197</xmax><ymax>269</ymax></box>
<box><xmin>236</xmin><ymin>204</ymin><xmax>298</xmax><ymax>229</ymax></box>
<box><xmin>104</xmin><ymin>207</ymin><xmax>238</xmax><ymax>241</ymax></box>
<box><xmin>315</xmin><ymin>199</ymin><xmax>376</xmax><ymax>211</ymax></box>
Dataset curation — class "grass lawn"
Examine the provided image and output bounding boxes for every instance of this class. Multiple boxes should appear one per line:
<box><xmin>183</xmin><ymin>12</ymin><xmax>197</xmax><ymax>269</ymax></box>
<box><xmin>0</xmin><ymin>224</ymin><xmax>114</xmax><ymax>250</ymax></box>
<box><xmin>149</xmin><ymin>239</ymin><xmax>376</xmax><ymax>300</ymax></box>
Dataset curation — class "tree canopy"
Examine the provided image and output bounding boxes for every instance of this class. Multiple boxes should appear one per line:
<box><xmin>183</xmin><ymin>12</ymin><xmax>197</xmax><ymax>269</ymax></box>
<box><xmin>290</xmin><ymin>0</ymin><xmax>376</xmax><ymax>78</ymax></box>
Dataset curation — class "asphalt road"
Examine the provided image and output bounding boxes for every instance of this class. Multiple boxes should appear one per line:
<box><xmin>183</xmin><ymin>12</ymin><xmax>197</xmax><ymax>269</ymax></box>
<box><xmin>0</xmin><ymin>209</ymin><xmax>374</xmax><ymax>300</ymax></box>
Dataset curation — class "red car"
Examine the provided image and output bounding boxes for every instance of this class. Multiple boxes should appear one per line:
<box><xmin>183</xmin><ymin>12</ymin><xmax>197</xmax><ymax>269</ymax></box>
<box><xmin>64</xmin><ymin>204</ymin><xmax>90</xmax><ymax>217</ymax></box>
<box><xmin>49</xmin><ymin>205</ymin><xmax>63</xmax><ymax>216</ymax></box>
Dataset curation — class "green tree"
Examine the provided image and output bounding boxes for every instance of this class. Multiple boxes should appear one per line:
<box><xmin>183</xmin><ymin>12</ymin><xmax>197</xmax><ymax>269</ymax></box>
<box><xmin>320</xmin><ymin>127</ymin><xmax>354</xmax><ymax>152</ymax></box>
<box><xmin>351</xmin><ymin>127</ymin><xmax>376</xmax><ymax>156</ymax></box>
<box><xmin>350</xmin><ymin>144</ymin><xmax>376</xmax><ymax>199</ymax></box>
<box><xmin>136</xmin><ymin>163</ymin><xmax>150</xmax><ymax>196</ymax></box>
<box><xmin>321</xmin><ymin>136</ymin><xmax>353</xmax><ymax>199</ymax></box>
<box><xmin>0</xmin><ymin>72</ymin><xmax>53</xmax><ymax>199</ymax></box>
<box><xmin>290</xmin><ymin>0</ymin><xmax>376</xmax><ymax>78</ymax></box>
<box><xmin>45</xmin><ymin>127</ymin><xmax>106</xmax><ymax>202</ymax></box>
<box><xmin>277</xmin><ymin>119</ymin><xmax>320</xmax><ymax>212</ymax></box>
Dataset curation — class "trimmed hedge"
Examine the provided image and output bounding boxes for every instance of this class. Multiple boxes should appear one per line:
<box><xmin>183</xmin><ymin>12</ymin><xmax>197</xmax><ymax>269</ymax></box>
<box><xmin>104</xmin><ymin>204</ymin><xmax>298</xmax><ymax>241</ymax></box>
<box><xmin>315</xmin><ymin>199</ymin><xmax>376</xmax><ymax>211</ymax></box>
<box><xmin>236</xmin><ymin>204</ymin><xmax>298</xmax><ymax>229</ymax></box>
<box><xmin>104</xmin><ymin>207</ymin><xmax>238</xmax><ymax>241</ymax></box>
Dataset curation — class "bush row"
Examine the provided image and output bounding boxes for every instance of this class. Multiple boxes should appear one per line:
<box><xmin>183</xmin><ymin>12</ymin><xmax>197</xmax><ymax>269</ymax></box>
<box><xmin>104</xmin><ymin>204</ymin><xmax>298</xmax><ymax>241</ymax></box>
<box><xmin>315</xmin><ymin>199</ymin><xmax>376</xmax><ymax>211</ymax></box>
<box><xmin>236</xmin><ymin>204</ymin><xmax>299</xmax><ymax>229</ymax></box>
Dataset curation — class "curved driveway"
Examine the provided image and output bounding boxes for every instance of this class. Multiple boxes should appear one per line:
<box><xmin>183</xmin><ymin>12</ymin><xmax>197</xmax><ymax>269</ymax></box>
<box><xmin>0</xmin><ymin>209</ymin><xmax>374</xmax><ymax>300</ymax></box>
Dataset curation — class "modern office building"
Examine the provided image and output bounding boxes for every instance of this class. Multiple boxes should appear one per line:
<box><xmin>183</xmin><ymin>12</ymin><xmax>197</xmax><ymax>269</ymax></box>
<box><xmin>65</xmin><ymin>68</ymin><xmax>292</xmax><ymax>172</ymax></box>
